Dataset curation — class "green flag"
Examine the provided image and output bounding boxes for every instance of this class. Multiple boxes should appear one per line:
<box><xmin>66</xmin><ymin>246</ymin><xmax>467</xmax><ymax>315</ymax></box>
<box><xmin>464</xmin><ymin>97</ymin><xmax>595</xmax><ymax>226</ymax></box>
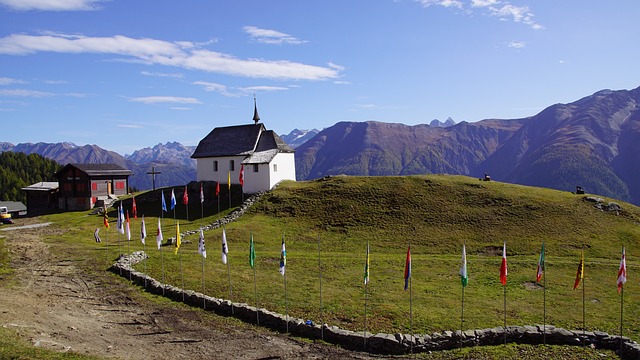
<box><xmin>249</xmin><ymin>232</ymin><xmax>256</xmax><ymax>269</ymax></box>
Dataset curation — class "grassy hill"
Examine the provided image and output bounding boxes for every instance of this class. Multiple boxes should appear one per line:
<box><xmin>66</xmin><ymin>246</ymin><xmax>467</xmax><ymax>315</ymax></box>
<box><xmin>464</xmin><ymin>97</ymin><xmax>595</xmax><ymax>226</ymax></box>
<box><xmin>124</xmin><ymin>175</ymin><xmax>640</xmax><ymax>340</ymax></box>
<box><xmin>8</xmin><ymin>174</ymin><xmax>639</xmax><ymax>357</ymax></box>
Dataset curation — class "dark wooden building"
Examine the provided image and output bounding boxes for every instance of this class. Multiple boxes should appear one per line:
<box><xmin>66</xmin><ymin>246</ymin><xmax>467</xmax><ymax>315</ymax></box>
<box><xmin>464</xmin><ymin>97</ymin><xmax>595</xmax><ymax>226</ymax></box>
<box><xmin>55</xmin><ymin>163</ymin><xmax>132</xmax><ymax>211</ymax></box>
<box><xmin>21</xmin><ymin>182</ymin><xmax>59</xmax><ymax>215</ymax></box>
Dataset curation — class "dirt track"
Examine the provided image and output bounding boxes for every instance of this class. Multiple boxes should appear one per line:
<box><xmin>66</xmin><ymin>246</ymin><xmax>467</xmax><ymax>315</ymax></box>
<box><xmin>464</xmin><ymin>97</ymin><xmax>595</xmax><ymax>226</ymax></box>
<box><xmin>0</xmin><ymin>218</ymin><xmax>378</xmax><ymax>359</ymax></box>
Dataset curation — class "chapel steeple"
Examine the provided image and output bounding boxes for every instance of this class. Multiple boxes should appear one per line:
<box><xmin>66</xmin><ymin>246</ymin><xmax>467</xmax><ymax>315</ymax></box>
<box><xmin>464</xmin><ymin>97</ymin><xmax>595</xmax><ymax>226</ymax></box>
<box><xmin>252</xmin><ymin>95</ymin><xmax>260</xmax><ymax>124</ymax></box>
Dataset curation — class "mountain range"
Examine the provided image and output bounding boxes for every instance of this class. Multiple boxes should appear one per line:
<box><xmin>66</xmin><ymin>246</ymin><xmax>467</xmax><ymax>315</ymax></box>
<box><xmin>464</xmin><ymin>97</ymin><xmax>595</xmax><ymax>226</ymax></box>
<box><xmin>295</xmin><ymin>86</ymin><xmax>640</xmax><ymax>205</ymax></box>
<box><xmin>2</xmin><ymin>86</ymin><xmax>639</xmax><ymax>205</ymax></box>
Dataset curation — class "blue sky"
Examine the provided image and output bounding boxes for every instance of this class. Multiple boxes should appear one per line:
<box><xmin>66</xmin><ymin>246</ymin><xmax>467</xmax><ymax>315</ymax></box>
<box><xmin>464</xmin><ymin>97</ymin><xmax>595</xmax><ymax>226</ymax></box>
<box><xmin>1</xmin><ymin>0</ymin><xmax>639</xmax><ymax>155</ymax></box>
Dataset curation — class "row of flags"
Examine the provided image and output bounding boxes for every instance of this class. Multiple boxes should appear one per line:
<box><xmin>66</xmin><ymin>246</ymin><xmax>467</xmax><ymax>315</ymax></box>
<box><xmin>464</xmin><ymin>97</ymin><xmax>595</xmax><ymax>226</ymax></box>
<box><xmin>454</xmin><ymin>241</ymin><xmax>627</xmax><ymax>292</ymax></box>
<box><xmin>100</xmin><ymin>195</ymin><xmax>628</xmax><ymax>293</ymax></box>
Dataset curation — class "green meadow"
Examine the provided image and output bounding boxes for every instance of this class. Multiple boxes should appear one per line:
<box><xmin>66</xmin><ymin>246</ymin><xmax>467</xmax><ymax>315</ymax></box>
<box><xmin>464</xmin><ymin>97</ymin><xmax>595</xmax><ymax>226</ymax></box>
<box><xmin>2</xmin><ymin>174</ymin><xmax>636</xmax><ymax>358</ymax></box>
<box><xmin>101</xmin><ymin>175</ymin><xmax>640</xmax><ymax>340</ymax></box>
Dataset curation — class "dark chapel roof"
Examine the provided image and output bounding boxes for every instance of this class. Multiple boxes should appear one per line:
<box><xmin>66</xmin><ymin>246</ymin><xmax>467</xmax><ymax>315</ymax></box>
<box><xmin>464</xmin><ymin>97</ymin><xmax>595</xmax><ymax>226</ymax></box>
<box><xmin>191</xmin><ymin>123</ymin><xmax>294</xmax><ymax>162</ymax></box>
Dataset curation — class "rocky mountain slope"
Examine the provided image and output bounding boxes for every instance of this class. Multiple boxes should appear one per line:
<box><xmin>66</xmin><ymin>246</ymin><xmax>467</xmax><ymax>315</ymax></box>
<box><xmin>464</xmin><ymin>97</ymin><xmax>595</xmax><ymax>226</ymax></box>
<box><xmin>295</xmin><ymin>86</ymin><xmax>640</xmax><ymax>205</ymax></box>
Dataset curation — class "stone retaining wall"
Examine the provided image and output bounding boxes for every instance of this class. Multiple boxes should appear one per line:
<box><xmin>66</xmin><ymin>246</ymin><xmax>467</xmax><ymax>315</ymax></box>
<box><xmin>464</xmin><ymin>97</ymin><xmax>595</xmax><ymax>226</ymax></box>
<box><xmin>111</xmin><ymin>251</ymin><xmax>640</xmax><ymax>358</ymax></box>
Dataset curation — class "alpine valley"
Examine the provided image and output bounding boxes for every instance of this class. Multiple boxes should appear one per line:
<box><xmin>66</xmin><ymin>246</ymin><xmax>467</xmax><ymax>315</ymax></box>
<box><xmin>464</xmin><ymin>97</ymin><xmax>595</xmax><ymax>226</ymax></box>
<box><xmin>2</xmin><ymin>86</ymin><xmax>640</xmax><ymax>205</ymax></box>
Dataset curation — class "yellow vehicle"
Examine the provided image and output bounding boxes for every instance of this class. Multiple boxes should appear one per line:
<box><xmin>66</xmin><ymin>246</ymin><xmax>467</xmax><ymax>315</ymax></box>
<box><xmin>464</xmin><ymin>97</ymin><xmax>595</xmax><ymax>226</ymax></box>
<box><xmin>0</xmin><ymin>206</ymin><xmax>13</xmax><ymax>224</ymax></box>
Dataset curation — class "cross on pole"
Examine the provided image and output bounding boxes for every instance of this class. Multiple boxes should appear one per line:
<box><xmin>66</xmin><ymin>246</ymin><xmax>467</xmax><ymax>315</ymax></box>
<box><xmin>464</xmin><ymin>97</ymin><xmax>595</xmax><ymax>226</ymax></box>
<box><xmin>146</xmin><ymin>166</ymin><xmax>162</xmax><ymax>191</ymax></box>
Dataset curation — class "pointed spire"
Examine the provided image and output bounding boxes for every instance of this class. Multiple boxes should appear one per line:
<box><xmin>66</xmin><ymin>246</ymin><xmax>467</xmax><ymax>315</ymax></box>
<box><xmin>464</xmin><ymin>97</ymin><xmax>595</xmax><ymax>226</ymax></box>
<box><xmin>252</xmin><ymin>95</ymin><xmax>260</xmax><ymax>124</ymax></box>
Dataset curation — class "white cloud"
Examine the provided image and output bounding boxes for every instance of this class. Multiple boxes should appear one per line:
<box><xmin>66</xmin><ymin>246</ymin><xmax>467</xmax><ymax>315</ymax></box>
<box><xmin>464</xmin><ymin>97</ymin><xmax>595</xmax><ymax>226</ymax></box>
<box><xmin>415</xmin><ymin>0</ymin><xmax>543</xmax><ymax>30</ymax></box>
<box><xmin>471</xmin><ymin>0</ymin><xmax>498</xmax><ymax>7</ymax></box>
<box><xmin>193</xmin><ymin>81</ymin><xmax>288</xmax><ymax>97</ymax></box>
<box><xmin>0</xmin><ymin>77</ymin><xmax>27</xmax><ymax>85</ymax></box>
<box><xmin>0</xmin><ymin>88</ymin><xmax>53</xmax><ymax>97</ymax></box>
<box><xmin>141</xmin><ymin>71</ymin><xmax>184</xmax><ymax>79</ymax></box>
<box><xmin>415</xmin><ymin>0</ymin><xmax>463</xmax><ymax>8</ymax></box>
<box><xmin>243</xmin><ymin>26</ymin><xmax>308</xmax><ymax>45</ymax></box>
<box><xmin>170</xmin><ymin>107</ymin><xmax>191</xmax><ymax>111</ymax></box>
<box><xmin>128</xmin><ymin>96</ymin><xmax>202</xmax><ymax>105</ymax></box>
<box><xmin>488</xmin><ymin>4</ymin><xmax>543</xmax><ymax>30</ymax></box>
<box><xmin>0</xmin><ymin>33</ymin><xmax>340</xmax><ymax>81</ymax></box>
<box><xmin>507</xmin><ymin>40</ymin><xmax>525</xmax><ymax>48</ymax></box>
<box><xmin>0</xmin><ymin>0</ymin><xmax>103</xmax><ymax>11</ymax></box>
<box><xmin>117</xmin><ymin>124</ymin><xmax>142</xmax><ymax>129</ymax></box>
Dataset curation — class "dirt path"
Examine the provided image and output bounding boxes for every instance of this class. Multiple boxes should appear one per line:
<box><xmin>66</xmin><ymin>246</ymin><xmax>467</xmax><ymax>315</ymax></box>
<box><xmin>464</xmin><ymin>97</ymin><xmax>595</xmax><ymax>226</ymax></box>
<box><xmin>0</xmin><ymin>219</ymin><xmax>377</xmax><ymax>359</ymax></box>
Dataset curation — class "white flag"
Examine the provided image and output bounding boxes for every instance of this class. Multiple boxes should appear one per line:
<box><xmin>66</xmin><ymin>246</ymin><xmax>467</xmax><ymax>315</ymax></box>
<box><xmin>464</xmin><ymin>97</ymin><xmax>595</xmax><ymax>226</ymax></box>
<box><xmin>221</xmin><ymin>228</ymin><xmax>228</xmax><ymax>264</ymax></box>
<box><xmin>125</xmin><ymin>210</ymin><xmax>131</xmax><ymax>241</ymax></box>
<box><xmin>156</xmin><ymin>218</ymin><xmax>163</xmax><ymax>249</ymax></box>
<box><xmin>140</xmin><ymin>215</ymin><xmax>147</xmax><ymax>245</ymax></box>
<box><xmin>94</xmin><ymin>228</ymin><xmax>101</xmax><ymax>243</ymax></box>
<box><xmin>198</xmin><ymin>229</ymin><xmax>206</xmax><ymax>258</ymax></box>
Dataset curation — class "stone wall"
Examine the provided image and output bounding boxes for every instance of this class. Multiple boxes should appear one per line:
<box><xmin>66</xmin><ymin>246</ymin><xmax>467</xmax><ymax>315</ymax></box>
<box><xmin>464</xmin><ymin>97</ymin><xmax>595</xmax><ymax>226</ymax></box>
<box><xmin>111</xmin><ymin>251</ymin><xmax>640</xmax><ymax>358</ymax></box>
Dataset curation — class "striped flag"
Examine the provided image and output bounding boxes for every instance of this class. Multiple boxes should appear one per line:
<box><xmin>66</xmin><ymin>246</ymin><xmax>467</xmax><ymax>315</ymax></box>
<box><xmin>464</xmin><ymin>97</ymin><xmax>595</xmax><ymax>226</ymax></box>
<box><xmin>279</xmin><ymin>235</ymin><xmax>286</xmax><ymax>276</ymax></box>
<box><xmin>500</xmin><ymin>241</ymin><xmax>507</xmax><ymax>285</ymax></box>
<box><xmin>221</xmin><ymin>228</ymin><xmax>228</xmax><ymax>264</ymax></box>
<box><xmin>239</xmin><ymin>165</ymin><xmax>245</xmax><ymax>186</ymax></box>
<box><xmin>364</xmin><ymin>242</ymin><xmax>370</xmax><ymax>285</ymax></box>
<box><xmin>460</xmin><ymin>244</ymin><xmax>468</xmax><ymax>287</ymax></box>
<box><xmin>117</xmin><ymin>204</ymin><xmax>124</xmax><ymax>234</ymax></box>
<box><xmin>156</xmin><ymin>218</ymin><xmax>163</xmax><ymax>250</ymax></box>
<box><xmin>140</xmin><ymin>215</ymin><xmax>147</xmax><ymax>245</ymax></box>
<box><xmin>536</xmin><ymin>242</ymin><xmax>545</xmax><ymax>282</ymax></box>
<box><xmin>94</xmin><ymin>228</ymin><xmax>101</xmax><ymax>243</ymax></box>
<box><xmin>198</xmin><ymin>229</ymin><xmax>206</xmax><ymax>259</ymax></box>
<box><xmin>573</xmin><ymin>249</ymin><xmax>584</xmax><ymax>289</ymax></box>
<box><xmin>404</xmin><ymin>245</ymin><xmax>411</xmax><ymax>291</ymax></box>
<box><xmin>617</xmin><ymin>246</ymin><xmax>627</xmax><ymax>293</ymax></box>
<box><xmin>170</xmin><ymin>189</ymin><xmax>176</xmax><ymax>210</ymax></box>
<box><xmin>103</xmin><ymin>207</ymin><xmax>109</xmax><ymax>228</ymax></box>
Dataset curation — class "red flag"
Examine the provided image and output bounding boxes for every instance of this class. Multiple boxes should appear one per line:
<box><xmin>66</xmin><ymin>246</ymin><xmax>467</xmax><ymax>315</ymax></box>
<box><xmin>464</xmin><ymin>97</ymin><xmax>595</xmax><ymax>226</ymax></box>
<box><xmin>499</xmin><ymin>241</ymin><xmax>507</xmax><ymax>285</ymax></box>
<box><xmin>132</xmin><ymin>196</ymin><xmax>137</xmax><ymax>219</ymax></box>
<box><xmin>617</xmin><ymin>247</ymin><xmax>627</xmax><ymax>293</ymax></box>
<box><xmin>182</xmin><ymin>185</ymin><xmax>188</xmax><ymax>205</ymax></box>
<box><xmin>239</xmin><ymin>164</ymin><xmax>245</xmax><ymax>186</ymax></box>
<box><xmin>215</xmin><ymin>181</ymin><xmax>220</xmax><ymax>196</ymax></box>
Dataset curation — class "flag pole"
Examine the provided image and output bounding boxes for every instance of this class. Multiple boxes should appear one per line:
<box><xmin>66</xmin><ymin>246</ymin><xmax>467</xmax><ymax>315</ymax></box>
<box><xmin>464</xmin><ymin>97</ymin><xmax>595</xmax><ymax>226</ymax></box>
<box><xmin>503</xmin><ymin>280</ymin><xmax>507</xmax><ymax>344</ymax></box>
<box><xmin>253</xmin><ymin>258</ymin><xmax>259</xmax><ymax>325</ymax></box>
<box><xmin>409</xmin><ymin>239</ymin><xmax>413</xmax><ymax>355</ymax></box>
<box><xmin>201</xmin><ymin>247</ymin><xmax>206</xmax><ymax>309</ymax></box>
<box><xmin>364</xmin><ymin>240</ymin><xmax>369</xmax><ymax>349</ymax></box>
<box><xmin>543</xmin><ymin>263</ymin><xmax>546</xmax><ymax>345</ymax></box>
<box><xmin>317</xmin><ymin>234</ymin><xmax>324</xmax><ymax>341</ymax></box>
<box><xmin>620</xmin><ymin>283</ymin><xmax>624</xmax><ymax>354</ymax></box>
<box><xmin>283</xmin><ymin>232</ymin><xmax>289</xmax><ymax>334</ymax></box>
<box><xmin>127</xmin><ymin>211</ymin><xmax>132</xmax><ymax>282</ymax></box>
<box><xmin>461</xmin><ymin>277</ymin><xmax>465</xmax><ymax>349</ymax></box>
<box><xmin>582</xmin><ymin>244</ymin><xmax>586</xmax><ymax>347</ymax></box>
<box><xmin>227</xmin><ymin>248</ymin><xmax>234</xmax><ymax>315</ymax></box>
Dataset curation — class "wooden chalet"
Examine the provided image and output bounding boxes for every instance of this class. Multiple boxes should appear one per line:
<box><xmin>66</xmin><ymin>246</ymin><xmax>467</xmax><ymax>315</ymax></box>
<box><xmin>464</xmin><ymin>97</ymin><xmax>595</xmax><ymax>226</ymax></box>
<box><xmin>55</xmin><ymin>163</ymin><xmax>132</xmax><ymax>211</ymax></box>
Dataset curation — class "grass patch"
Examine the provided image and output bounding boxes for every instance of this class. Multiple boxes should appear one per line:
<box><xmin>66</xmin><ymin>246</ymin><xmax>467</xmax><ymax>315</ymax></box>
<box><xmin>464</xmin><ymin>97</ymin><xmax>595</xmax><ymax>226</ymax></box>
<box><xmin>0</xmin><ymin>325</ymin><xmax>100</xmax><ymax>360</ymax></box>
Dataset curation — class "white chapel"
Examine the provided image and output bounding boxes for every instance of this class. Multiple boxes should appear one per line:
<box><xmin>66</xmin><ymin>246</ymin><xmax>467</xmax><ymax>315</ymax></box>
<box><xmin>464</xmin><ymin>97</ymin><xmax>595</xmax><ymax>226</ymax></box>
<box><xmin>191</xmin><ymin>102</ymin><xmax>296</xmax><ymax>194</ymax></box>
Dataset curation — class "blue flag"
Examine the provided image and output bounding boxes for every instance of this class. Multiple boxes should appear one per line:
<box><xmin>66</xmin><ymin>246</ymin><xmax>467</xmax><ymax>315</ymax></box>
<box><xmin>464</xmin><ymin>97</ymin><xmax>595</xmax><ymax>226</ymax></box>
<box><xmin>161</xmin><ymin>190</ymin><xmax>167</xmax><ymax>213</ymax></box>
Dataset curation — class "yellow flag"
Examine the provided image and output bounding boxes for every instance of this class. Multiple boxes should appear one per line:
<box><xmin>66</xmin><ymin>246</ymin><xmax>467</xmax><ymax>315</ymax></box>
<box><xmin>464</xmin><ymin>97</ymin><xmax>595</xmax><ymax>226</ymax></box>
<box><xmin>228</xmin><ymin>171</ymin><xmax>231</xmax><ymax>190</ymax></box>
<box><xmin>174</xmin><ymin>221</ymin><xmax>181</xmax><ymax>255</ymax></box>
